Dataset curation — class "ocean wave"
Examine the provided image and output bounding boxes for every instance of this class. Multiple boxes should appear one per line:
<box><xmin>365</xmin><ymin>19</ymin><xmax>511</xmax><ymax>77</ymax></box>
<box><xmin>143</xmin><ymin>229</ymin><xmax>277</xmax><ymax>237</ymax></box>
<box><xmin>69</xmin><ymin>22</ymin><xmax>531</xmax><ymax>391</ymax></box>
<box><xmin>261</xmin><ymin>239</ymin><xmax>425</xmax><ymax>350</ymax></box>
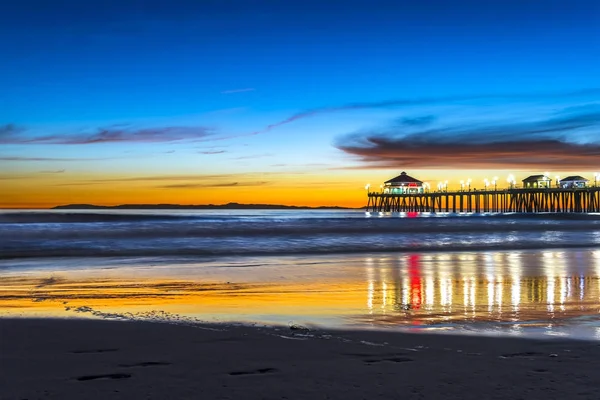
<box><xmin>0</xmin><ymin>240</ymin><xmax>597</xmax><ymax>260</ymax></box>
<box><xmin>2</xmin><ymin>211</ymin><xmax>600</xmax><ymax>224</ymax></box>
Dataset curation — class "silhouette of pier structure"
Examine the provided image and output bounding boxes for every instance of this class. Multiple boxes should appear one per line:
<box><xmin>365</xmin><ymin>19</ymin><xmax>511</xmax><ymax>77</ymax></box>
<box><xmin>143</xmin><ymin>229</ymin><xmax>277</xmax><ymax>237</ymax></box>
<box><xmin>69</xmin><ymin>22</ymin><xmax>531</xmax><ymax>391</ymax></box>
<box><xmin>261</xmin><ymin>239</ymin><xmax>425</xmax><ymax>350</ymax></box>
<box><xmin>366</xmin><ymin>172</ymin><xmax>600</xmax><ymax>213</ymax></box>
<box><xmin>367</xmin><ymin>188</ymin><xmax>600</xmax><ymax>213</ymax></box>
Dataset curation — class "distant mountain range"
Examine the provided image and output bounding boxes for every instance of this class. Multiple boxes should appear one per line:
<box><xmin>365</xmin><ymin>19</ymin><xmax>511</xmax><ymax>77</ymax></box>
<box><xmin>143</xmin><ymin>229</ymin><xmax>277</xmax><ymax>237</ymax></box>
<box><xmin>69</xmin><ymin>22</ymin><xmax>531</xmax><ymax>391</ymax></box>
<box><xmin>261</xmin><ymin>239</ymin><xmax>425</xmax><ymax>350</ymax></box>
<box><xmin>52</xmin><ymin>203</ymin><xmax>357</xmax><ymax>210</ymax></box>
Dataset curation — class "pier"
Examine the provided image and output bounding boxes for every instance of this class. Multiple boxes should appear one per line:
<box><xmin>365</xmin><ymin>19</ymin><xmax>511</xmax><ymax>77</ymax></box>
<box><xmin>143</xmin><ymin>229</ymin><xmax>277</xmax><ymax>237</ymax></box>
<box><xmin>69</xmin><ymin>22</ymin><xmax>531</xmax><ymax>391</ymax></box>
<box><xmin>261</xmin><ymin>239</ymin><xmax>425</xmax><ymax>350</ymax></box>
<box><xmin>366</xmin><ymin>187</ymin><xmax>600</xmax><ymax>213</ymax></box>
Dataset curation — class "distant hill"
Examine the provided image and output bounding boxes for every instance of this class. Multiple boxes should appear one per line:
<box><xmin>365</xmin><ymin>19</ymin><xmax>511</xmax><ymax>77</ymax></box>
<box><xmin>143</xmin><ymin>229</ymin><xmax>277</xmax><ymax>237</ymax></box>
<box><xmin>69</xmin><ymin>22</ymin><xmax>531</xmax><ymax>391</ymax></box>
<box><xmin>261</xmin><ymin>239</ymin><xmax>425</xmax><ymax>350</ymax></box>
<box><xmin>52</xmin><ymin>203</ymin><xmax>357</xmax><ymax>210</ymax></box>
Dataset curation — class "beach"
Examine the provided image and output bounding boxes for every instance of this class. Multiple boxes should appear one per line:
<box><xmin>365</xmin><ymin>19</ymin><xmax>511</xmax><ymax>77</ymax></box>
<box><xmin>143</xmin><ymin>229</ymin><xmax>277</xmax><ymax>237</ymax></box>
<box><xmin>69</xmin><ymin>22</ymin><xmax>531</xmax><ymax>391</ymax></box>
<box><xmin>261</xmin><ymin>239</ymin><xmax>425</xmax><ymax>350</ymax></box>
<box><xmin>3</xmin><ymin>210</ymin><xmax>600</xmax><ymax>398</ymax></box>
<box><xmin>2</xmin><ymin>318</ymin><xmax>600</xmax><ymax>399</ymax></box>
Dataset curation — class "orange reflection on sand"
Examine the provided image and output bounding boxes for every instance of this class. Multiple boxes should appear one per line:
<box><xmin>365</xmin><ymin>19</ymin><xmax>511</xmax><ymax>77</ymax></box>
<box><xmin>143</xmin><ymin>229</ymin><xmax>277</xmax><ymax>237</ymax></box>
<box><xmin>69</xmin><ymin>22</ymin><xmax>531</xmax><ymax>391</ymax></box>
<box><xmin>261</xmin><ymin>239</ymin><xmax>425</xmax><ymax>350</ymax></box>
<box><xmin>1</xmin><ymin>250</ymin><xmax>600</xmax><ymax>330</ymax></box>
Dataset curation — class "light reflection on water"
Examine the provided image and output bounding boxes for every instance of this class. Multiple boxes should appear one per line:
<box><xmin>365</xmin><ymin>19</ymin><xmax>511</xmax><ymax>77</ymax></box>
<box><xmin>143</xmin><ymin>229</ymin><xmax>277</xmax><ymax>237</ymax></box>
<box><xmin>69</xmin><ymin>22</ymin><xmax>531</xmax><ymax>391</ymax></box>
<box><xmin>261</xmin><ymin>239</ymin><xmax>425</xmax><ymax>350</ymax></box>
<box><xmin>2</xmin><ymin>249</ymin><xmax>600</xmax><ymax>339</ymax></box>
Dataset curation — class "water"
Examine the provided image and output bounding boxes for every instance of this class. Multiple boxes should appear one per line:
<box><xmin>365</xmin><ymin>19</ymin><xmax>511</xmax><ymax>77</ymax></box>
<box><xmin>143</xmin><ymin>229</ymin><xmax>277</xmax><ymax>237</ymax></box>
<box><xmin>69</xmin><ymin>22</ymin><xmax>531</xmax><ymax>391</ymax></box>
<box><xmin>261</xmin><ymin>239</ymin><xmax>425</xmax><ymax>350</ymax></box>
<box><xmin>2</xmin><ymin>209</ymin><xmax>600</xmax><ymax>340</ymax></box>
<box><xmin>2</xmin><ymin>209</ymin><xmax>600</xmax><ymax>259</ymax></box>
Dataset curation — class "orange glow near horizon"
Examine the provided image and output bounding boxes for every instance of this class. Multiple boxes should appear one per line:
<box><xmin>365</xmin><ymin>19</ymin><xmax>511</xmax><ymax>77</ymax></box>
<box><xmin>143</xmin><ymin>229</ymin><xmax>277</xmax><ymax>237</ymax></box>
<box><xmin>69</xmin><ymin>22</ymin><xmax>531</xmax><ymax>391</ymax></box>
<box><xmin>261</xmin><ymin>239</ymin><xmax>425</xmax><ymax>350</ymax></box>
<box><xmin>2</xmin><ymin>168</ymin><xmax>597</xmax><ymax>209</ymax></box>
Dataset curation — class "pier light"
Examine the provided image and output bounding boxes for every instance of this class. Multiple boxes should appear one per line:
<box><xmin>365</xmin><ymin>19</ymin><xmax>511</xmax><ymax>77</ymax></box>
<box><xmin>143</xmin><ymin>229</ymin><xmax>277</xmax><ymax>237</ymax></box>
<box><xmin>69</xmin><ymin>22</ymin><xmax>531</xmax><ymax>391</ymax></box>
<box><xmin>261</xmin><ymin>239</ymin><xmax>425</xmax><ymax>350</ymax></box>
<box><xmin>492</xmin><ymin>176</ymin><xmax>498</xmax><ymax>191</ymax></box>
<box><xmin>594</xmin><ymin>173</ymin><xmax>599</xmax><ymax>187</ymax></box>
<box><xmin>365</xmin><ymin>183</ymin><xmax>371</xmax><ymax>192</ymax></box>
<box><xmin>460</xmin><ymin>180</ymin><xmax>465</xmax><ymax>191</ymax></box>
<box><xmin>555</xmin><ymin>175</ymin><xmax>560</xmax><ymax>188</ymax></box>
<box><xmin>484</xmin><ymin>178</ymin><xmax>489</xmax><ymax>189</ymax></box>
<box><xmin>467</xmin><ymin>178</ymin><xmax>472</xmax><ymax>191</ymax></box>
<box><xmin>445</xmin><ymin>180</ymin><xmax>449</xmax><ymax>192</ymax></box>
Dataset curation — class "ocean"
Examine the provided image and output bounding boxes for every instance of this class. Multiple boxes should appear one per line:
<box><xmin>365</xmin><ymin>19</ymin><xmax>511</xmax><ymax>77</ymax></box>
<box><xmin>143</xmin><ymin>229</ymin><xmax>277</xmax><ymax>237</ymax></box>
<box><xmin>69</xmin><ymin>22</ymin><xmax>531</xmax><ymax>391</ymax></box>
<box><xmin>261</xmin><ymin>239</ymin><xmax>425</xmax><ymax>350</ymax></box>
<box><xmin>2</xmin><ymin>209</ymin><xmax>600</xmax><ymax>339</ymax></box>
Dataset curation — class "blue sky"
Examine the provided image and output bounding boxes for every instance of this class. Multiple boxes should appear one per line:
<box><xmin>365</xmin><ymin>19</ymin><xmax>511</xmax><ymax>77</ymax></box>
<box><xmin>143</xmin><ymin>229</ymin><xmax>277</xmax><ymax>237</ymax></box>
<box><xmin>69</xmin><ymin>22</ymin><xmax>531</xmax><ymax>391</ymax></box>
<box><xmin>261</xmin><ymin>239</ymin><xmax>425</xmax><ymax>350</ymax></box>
<box><xmin>1</xmin><ymin>0</ymin><xmax>599</xmax><ymax>206</ymax></box>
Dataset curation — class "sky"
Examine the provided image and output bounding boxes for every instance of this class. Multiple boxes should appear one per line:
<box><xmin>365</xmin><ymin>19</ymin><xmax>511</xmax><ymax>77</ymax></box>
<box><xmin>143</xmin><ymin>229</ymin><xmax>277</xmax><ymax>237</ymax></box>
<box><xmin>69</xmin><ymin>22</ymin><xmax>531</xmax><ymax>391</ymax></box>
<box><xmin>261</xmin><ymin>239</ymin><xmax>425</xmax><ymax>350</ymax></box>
<box><xmin>1</xmin><ymin>0</ymin><xmax>599</xmax><ymax>208</ymax></box>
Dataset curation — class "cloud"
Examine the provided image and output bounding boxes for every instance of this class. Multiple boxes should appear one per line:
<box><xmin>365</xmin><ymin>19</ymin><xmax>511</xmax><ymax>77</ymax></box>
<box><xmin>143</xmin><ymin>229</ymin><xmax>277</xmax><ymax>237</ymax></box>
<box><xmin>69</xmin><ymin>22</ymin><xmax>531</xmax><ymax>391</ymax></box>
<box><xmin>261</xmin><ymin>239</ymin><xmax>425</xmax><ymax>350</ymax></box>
<box><xmin>399</xmin><ymin>115</ymin><xmax>436</xmax><ymax>126</ymax></box>
<box><xmin>199</xmin><ymin>150</ymin><xmax>226</xmax><ymax>154</ymax></box>
<box><xmin>0</xmin><ymin>125</ymin><xmax>214</xmax><ymax>145</ymax></box>
<box><xmin>0</xmin><ymin>156</ymin><xmax>110</xmax><ymax>161</ymax></box>
<box><xmin>77</xmin><ymin>172</ymin><xmax>292</xmax><ymax>184</ymax></box>
<box><xmin>250</xmin><ymin>88</ymin><xmax>600</xmax><ymax>135</ymax></box>
<box><xmin>159</xmin><ymin>181</ymin><xmax>269</xmax><ymax>189</ymax></box>
<box><xmin>39</xmin><ymin>169</ymin><xmax>65</xmax><ymax>173</ymax></box>
<box><xmin>221</xmin><ymin>88</ymin><xmax>255</xmax><ymax>94</ymax></box>
<box><xmin>335</xmin><ymin>107</ymin><xmax>600</xmax><ymax>170</ymax></box>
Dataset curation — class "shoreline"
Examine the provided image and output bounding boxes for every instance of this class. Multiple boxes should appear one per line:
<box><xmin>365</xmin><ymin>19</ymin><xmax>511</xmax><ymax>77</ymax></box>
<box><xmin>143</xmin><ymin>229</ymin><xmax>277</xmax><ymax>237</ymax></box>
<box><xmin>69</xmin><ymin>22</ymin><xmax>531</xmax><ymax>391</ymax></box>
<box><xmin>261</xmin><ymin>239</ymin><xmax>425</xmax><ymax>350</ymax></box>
<box><xmin>2</xmin><ymin>317</ymin><xmax>600</xmax><ymax>399</ymax></box>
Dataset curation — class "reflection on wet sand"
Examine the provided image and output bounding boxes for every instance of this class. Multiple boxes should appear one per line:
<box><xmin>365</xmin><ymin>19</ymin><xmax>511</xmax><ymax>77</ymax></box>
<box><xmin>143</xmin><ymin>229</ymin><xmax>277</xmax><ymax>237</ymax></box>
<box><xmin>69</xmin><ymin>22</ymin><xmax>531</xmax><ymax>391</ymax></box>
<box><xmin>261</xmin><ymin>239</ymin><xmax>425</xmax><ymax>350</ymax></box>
<box><xmin>1</xmin><ymin>250</ymin><xmax>600</xmax><ymax>337</ymax></box>
<box><xmin>359</xmin><ymin>250</ymin><xmax>600</xmax><ymax>331</ymax></box>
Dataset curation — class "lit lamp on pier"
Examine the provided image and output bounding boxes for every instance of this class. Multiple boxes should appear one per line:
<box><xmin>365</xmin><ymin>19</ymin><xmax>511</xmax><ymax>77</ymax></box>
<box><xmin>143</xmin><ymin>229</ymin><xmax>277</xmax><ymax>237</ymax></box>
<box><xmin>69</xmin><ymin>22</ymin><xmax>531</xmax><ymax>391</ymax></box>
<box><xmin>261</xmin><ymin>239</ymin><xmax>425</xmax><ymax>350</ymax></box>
<box><xmin>493</xmin><ymin>176</ymin><xmax>498</xmax><ymax>191</ymax></box>
<box><xmin>423</xmin><ymin>182</ymin><xmax>431</xmax><ymax>193</ymax></box>
<box><xmin>594</xmin><ymin>173</ymin><xmax>599</xmax><ymax>187</ymax></box>
<box><xmin>484</xmin><ymin>178</ymin><xmax>489</xmax><ymax>190</ymax></box>
<box><xmin>365</xmin><ymin>183</ymin><xmax>371</xmax><ymax>193</ymax></box>
<box><xmin>555</xmin><ymin>175</ymin><xmax>560</xmax><ymax>188</ymax></box>
<box><xmin>467</xmin><ymin>178</ymin><xmax>472</xmax><ymax>191</ymax></box>
<box><xmin>437</xmin><ymin>182</ymin><xmax>443</xmax><ymax>192</ymax></box>
<box><xmin>460</xmin><ymin>180</ymin><xmax>465</xmax><ymax>191</ymax></box>
<box><xmin>379</xmin><ymin>184</ymin><xmax>383</xmax><ymax>193</ymax></box>
<box><xmin>445</xmin><ymin>180</ymin><xmax>449</xmax><ymax>192</ymax></box>
<box><xmin>507</xmin><ymin>174</ymin><xmax>516</xmax><ymax>189</ymax></box>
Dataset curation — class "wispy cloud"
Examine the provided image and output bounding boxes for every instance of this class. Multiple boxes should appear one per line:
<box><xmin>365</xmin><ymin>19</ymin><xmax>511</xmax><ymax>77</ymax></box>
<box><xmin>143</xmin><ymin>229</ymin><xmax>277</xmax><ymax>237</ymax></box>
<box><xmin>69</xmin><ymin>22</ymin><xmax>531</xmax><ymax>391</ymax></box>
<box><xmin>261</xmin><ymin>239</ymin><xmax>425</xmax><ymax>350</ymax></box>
<box><xmin>0</xmin><ymin>156</ymin><xmax>110</xmax><ymax>162</ymax></box>
<box><xmin>39</xmin><ymin>169</ymin><xmax>66</xmax><ymax>174</ymax></box>
<box><xmin>0</xmin><ymin>125</ymin><xmax>215</xmax><ymax>145</ymax></box>
<box><xmin>335</xmin><ymin>106</ymin><xmax>600</xmax><ymax>170</ymax></box>
<box><xmin>79</xmin><ymin>172</ymin><xmax>293</xmax><ymax>184</ymax></box>
<box><xmin>221</xmin><ymin>88</ymin><xmax>255</xmax><ymax>94</ymax></box>
<box><xmin>250</xmin><ymin>88</ymin><xmax>600</xmax><ymax>135</ymax></box>
<box><xmin>199</xmin><ymin>150</ymin><xmax>227</xmax><ymax>155</ymax></box>
<box><xmin>159</xmin><ymin>181</ymin><xmax>269</xmax><ymax>189</ymax></box>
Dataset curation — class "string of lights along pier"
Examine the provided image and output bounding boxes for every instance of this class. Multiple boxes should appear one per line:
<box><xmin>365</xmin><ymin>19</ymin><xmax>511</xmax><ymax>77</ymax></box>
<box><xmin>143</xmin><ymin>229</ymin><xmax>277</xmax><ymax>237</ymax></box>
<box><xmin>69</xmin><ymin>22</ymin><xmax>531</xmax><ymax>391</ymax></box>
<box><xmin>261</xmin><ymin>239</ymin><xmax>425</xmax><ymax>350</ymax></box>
<box><xmin>366</xmin><ymin>172</ymin><xmax>600</xmax><ymax>213</ymax></box>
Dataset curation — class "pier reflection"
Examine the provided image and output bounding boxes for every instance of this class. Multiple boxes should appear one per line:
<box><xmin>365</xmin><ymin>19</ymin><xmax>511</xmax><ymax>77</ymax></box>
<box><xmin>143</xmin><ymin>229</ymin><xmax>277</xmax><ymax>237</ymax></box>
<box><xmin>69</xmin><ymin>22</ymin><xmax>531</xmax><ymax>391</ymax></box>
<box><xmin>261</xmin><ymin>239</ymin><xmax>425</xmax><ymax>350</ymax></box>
<box><xmin>360</xmin><ymin>250</ymin><xmax>600</xmax><ymax>328</ymax></box>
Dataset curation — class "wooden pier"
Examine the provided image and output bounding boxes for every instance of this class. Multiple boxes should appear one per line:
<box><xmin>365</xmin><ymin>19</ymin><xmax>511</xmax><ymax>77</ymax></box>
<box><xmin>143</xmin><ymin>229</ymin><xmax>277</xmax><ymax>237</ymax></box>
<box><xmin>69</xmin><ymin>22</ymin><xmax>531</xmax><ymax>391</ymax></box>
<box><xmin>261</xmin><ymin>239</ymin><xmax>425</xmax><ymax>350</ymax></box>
<box><xmin>366</xmin><ymin>188</ymin><xmax>600</xmax><ymax>213</ymax></box>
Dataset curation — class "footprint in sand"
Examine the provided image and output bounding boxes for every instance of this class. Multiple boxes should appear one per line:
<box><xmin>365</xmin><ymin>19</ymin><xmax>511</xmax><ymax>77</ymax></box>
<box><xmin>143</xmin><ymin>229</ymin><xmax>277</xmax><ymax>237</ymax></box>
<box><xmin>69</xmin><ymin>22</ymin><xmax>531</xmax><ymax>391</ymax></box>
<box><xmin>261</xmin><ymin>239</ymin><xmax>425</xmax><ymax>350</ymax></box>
<box><xmin>76</xmin><ymin>373</ymin><xmax>131</xmax><ymax>381</ymax></box>
<box><xmin>229</xmin><ymin>368</ymin><xmax>278</xmax><ymax>376</ymax></box>
<box><xmin>118</xmin><ymin>361</ymin><xmax>171</xmax><ymax>368</ymax></box>
<box><xmin>71</xmin><ymin>348</ymin><xmax>119</xmax><ymax>354</ymax></box>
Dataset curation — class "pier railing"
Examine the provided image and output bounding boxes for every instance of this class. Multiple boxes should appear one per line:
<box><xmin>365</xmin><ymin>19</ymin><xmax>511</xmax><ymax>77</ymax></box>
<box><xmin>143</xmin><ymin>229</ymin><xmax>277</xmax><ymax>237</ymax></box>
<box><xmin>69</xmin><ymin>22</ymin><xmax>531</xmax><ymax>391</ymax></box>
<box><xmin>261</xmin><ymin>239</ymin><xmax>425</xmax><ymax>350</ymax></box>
<box><xmin>366</xmin><ymin>188</ymin><xmax>600</xmax><ymax>213</ymax></box>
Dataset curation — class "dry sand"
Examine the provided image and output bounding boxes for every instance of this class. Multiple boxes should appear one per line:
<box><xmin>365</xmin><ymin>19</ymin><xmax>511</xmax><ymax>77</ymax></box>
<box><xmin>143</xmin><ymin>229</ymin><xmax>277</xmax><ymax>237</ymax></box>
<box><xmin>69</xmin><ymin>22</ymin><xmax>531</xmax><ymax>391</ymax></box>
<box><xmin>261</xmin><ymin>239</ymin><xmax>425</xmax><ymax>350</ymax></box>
<box><xmin>1</xmin><ymin>318</ymin><xmax>599</xmax><ymax>399</ymax></box>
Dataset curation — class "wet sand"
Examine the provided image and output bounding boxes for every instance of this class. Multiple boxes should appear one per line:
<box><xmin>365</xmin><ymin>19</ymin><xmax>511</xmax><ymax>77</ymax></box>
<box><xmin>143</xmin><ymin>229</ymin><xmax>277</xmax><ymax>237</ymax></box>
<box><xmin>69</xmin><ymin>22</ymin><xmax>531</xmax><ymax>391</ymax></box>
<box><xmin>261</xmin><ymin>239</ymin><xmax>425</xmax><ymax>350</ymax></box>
<box><xmin>1</xmin><ymin>318</ymin><xmax>599</xmax><ymax>399</ymax></box>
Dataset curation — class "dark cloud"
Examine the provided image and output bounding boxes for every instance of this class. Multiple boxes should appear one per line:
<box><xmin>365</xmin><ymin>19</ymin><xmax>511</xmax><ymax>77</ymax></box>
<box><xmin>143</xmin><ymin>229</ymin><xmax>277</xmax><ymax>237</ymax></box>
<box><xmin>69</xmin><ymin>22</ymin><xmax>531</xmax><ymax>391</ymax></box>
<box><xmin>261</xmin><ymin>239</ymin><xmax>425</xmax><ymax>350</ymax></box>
<box><xmin>159</xmin><ymin>181</ymin><xmax>270</xmax><ymax>189</ymax></box>
<box><xmin>335</xmin><ymin>108</ymin><xmax>600</xmax><ymax>170</ymax></box>
<box><xmin>250</xmin><ymin>88</ymin><xmax>600</xmax><ymax>135</ymax></box>
<box><xmin>0</xmin><ymin>126</ymin><xmax>214</xmax><ymax>145</ymax></box>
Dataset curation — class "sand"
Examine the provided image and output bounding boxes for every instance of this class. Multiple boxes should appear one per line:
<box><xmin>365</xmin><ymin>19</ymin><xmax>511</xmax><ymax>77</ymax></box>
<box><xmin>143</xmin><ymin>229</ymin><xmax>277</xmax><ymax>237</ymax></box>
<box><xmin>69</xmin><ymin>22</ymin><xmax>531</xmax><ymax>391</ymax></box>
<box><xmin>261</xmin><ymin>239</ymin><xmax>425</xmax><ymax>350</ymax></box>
<box><xmin>1</xmin><ymin>318</ymin><xmax>599</xmax><ymax>400</ymax></box>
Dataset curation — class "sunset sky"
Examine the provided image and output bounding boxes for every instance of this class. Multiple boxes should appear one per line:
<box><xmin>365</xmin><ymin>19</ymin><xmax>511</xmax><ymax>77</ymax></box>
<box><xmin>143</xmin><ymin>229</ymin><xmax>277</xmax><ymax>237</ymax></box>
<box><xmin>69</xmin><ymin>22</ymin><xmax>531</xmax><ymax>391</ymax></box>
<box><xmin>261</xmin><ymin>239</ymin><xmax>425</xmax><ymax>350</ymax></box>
<box><xmin>1</xmin><ymin>0</ymin><xmax>599</xmax><ymax>208</ymax></box>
